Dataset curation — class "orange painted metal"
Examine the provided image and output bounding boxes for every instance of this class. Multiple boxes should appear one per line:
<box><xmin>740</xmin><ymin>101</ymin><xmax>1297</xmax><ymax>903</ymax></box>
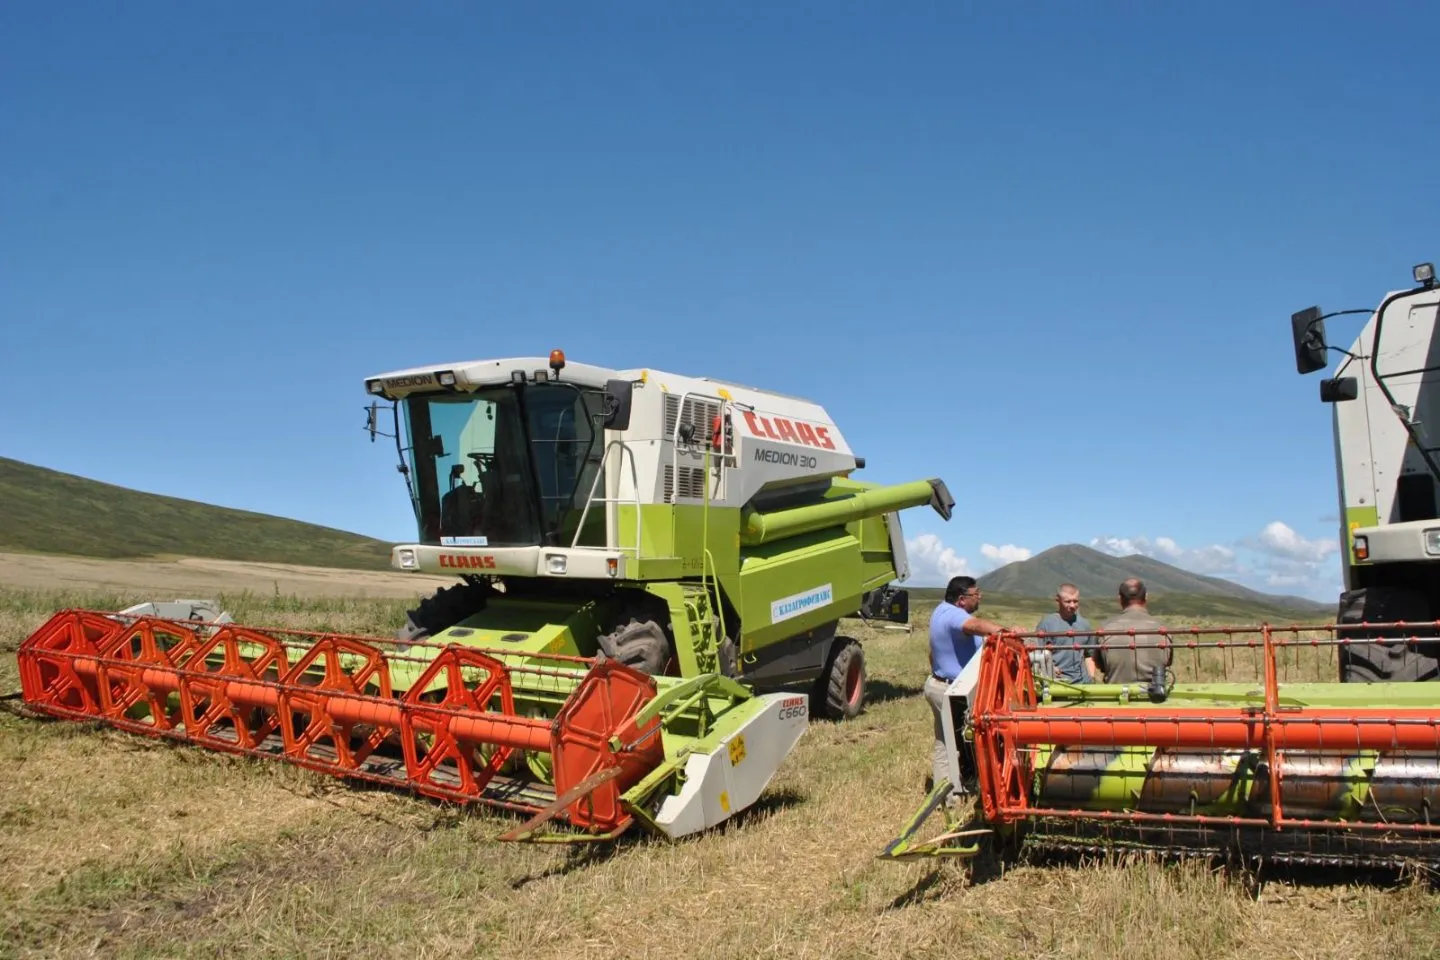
<box><xmin>970</xmin><ymin>626</ymin><xmax>1440</xmax><ymax>837</ymax></box>
<box><xmin>16</xmin><ymin>609</ymin><xmax>665</xmax><ymax>835</ymax></box>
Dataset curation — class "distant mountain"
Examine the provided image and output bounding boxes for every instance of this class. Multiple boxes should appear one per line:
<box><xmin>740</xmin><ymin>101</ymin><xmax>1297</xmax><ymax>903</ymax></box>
<box><xmin>973</xmin><ymin>543</ymin><xmax>1331</xmax><ymax>614</ymax></box>
<box><xmin>0</xmin><ymin>456</ymin><xmax>395</xmax><ymax>571</ymax></box>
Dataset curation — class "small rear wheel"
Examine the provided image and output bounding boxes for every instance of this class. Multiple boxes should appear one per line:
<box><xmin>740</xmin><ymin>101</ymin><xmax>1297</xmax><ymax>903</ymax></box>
<box><xmin>813</xmin><ymin>637</ymin><xmax>866</xmax><ymax>721</ymax></box>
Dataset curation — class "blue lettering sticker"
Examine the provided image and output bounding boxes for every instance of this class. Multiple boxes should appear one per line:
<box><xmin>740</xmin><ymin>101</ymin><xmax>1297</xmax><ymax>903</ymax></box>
<box><xmin>770</xmin><ymin>583</ymin><xmax>834</xmax><ymax>624</ymax></box>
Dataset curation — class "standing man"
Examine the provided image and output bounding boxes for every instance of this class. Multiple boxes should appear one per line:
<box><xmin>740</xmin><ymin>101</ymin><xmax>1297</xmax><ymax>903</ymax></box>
<box><xmin>1034</xmin><ymin>583</ymin><xmax>1098</xmax><ymax>683</ymax></box>
<box><xmin>926</xmin><ymin>575</ymin><xmax>1008</xmax><ymax>795</ymax></box>
<box><xmin>1095</xmin><ymin>578</ymin><xmax>1173</xmax><ymax>684</ymax></box>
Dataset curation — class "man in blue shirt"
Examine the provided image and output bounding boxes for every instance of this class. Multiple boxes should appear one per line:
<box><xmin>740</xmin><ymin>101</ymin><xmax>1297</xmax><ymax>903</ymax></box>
<box><xmin>925</xmin><ymin>575</ymin><xmax>1007</xmax><ymax>795</ymax></box>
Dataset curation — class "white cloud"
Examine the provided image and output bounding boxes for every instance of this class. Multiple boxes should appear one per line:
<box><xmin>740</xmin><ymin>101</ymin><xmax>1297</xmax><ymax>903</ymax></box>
<box><xmin>1152</xmin><ymin>537</ymin><xmax>1183</xmax><ymax>559</ymax></box>
<box><xmin>905</xmin><ymin>533</ymin><xmax>973</xmax><ymax>584</ymax></box>
<box><xmin>903</xmin><ymin>521</ymin><xmax>1342</xmax><ymax>601</ymax></box>
<box><xmin>1089</xmin><ymin>535</ymin><xmax>1239</xmax><ymax>576</ymax></box>
<box><xmin>1093</xmin><ymin>536</ymin><xmax>1141</xmax><ymax>556</ymax></box>
<box><xmin>1090</xmin><ymin>521</ymin><xmax>1342</xmax><ymax>602</ymax></box>
<box><xmin>903</xmin><ymin>535</ymin><xmax>1033</xmax><ymax>584</ymax></box>
<box><xmin>1254</xmin><ymin>521</ymin><xmax>1338</xmax><ymax>563</ymax></box>
<box><xmin>980</xmin><ymin>543</ymin><xmax>1032</xmax><ymax>567</ymax></box>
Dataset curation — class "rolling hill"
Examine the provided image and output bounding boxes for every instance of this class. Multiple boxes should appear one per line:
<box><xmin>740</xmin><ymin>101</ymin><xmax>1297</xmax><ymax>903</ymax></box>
<box><xmin>902</xmin><ymin>543</ymin><xmax>1333</xmax><ymax>622</ymax></box>
<box><xmin>0</xmin><ymin>455</ymin><xmax>1341</xmax><ymax>620</ymax></box>
<box><xmin>0</xmin><ymin>456</ymin><xmax>396</xmax><ymax>571</ymax></box>
<box><xmin>975</xmin><ymin>544</ymin><xmax>1327</xmax><ymax>609</ymax></box>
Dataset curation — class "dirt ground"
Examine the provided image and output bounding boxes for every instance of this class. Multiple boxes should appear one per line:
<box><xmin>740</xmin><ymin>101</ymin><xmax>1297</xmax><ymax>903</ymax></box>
<box><xmin>0</xmin><ymin>551</ymin><xmax>456</xmax><ymax>600</ymax></box>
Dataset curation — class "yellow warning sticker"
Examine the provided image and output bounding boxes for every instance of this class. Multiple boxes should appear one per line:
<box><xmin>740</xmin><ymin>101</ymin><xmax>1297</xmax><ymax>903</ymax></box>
<box><xmin>728</xmin><ymin>735</ymin><xmax>746</xmax><ymax>766</ymax></box>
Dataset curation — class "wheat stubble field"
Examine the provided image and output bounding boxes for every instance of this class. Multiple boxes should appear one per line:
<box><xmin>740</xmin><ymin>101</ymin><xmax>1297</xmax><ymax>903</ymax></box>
<box><xmin>1</xmin><ymin>558</ymin><xmax>1438</xmax><ymax>960</ymax></box>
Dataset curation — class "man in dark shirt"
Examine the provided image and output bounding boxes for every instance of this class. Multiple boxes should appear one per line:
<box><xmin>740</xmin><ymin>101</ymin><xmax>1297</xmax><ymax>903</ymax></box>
<box><xmin>1095</xmin><ymin>578</ymin><xmax>1173</xmax><ymax>684</ymax></box>
<box><xmin>1033</xmin><ymin>583</ymin><xmax>1097</xmax><ymax>683</ymax></box>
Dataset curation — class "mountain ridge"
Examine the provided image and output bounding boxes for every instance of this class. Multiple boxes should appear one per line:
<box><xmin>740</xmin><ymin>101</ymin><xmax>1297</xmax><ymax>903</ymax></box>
<box><xmin>971</xmin><ymin>543</ymin><xmax>1330</xmax><ymax>613</ymax></box>
<box><xmin>0</xmin><ymin>455</ymin><xmax>1337</xmax><ymax>616</ymax></box>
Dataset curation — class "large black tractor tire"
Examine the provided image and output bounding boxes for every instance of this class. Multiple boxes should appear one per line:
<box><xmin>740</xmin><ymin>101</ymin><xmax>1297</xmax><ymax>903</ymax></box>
<box><xmin>596</xmin><ymin>618</ymin><xmax>672</xmax><ymax>676</ymax></box>
<box><xmin>396</xmin><ymin>581</ymin><xmax>493</xmax><ymax>645</ymax></box>
<box><xmin>812</xmin><ymin>636</ymin><xmax>866</xmax><ymax>721</ymax></box>
<box><xmin>1336</xmin><ymin>586</ymin><xmax>1440</xmax><ymax>682</ymax></box>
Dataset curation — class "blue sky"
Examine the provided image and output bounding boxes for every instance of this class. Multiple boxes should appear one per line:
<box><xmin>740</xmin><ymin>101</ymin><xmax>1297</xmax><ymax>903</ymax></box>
<box><xmin>2</xmin><ymin>3</ymin><xmax>1434</xmax><ymax>602</ymax></box>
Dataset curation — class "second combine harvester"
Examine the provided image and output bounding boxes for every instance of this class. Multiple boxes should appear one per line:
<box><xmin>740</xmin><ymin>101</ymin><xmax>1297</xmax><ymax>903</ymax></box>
<box><xmin>17</xmin><ymin>349</ymin><xmax>952</xmax><ymax>843</ymax></box>
<box><xmin>880</xmin><ymin>262</ymin><xmax>1440</xmax><ymax>873</ymax></box>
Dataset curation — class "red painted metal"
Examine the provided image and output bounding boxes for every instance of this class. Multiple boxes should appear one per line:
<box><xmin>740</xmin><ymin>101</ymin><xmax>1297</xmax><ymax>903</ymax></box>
<box><xmin>971</xmin><ymin>625</ymin><xmax>1440</xmax><ymax>838</ymax></box>
<box><xmin>16</xmin><ymin>609</ymin><xmax>666</xmax><ymax>835</ymax></box>
<box><xmin>552</xmin><ymin>658</ymin><xmax>666</xmax><ymax>830</ymax></box>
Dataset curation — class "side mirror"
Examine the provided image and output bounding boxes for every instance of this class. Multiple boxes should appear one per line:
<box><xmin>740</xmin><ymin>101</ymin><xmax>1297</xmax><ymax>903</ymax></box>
<box><xmin>1291</xmin><ymin>306</ymin><xmax>1329</xmax><ymax>374</ymax></box>
<box><xmin>363</xmin><ymin>400</ymin><xmax>397</xmax><ymax>442</ymax></box>
<box><xmin>1321</xmin><ymin>376</ymin><xmax>1358</xmax><ymax>403</ymax></box>
<box><xmin>602</xmin><ymin>378</ymin><xmax>633</xmax><ymax>431</ymax></box>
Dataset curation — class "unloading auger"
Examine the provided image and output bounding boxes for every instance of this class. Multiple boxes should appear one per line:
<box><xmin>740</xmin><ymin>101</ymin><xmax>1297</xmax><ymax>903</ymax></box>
<box><xmin>880</xmin><ymin>621</ymin><xmax>1440</xmax><ymax>873</ymax></box>
<box><xmin>16</xmin><ymin>601</ymin><xmax>808</xmax><ymax>842</ymax></box>
<box><xmin>14</xmin><ymin>348</ymin><xmax>957</xmax><ymax>844</ymax></box>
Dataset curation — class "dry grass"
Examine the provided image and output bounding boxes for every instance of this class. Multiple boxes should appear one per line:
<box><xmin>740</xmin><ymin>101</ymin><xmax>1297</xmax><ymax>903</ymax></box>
<box><xmin>2</xmin><ymin>571</ymin><xmax>1438</xmax><ymax>960</ymax></box>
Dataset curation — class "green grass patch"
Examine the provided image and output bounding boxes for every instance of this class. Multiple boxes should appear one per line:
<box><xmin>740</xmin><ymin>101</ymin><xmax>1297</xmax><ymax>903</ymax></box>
<box><xmin>0</xmin><ymin>457</ymin><xmax>395</xmax><ymax>570</ymax></box>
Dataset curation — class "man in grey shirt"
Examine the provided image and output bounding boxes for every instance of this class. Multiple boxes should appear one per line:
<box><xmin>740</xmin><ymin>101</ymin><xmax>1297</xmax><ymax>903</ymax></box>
<box><xmin>1033</xmin><ymin>583</ymin><xmax>1097</xmax><ymax>683</ymax></box>
<box><xmin>1095</xmin><ymin>578</ymin><xmax>1173</xmax><ymax>684</ymax></box>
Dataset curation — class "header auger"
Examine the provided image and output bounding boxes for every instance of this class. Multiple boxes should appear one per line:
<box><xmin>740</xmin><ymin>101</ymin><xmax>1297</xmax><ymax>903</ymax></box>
<box><xmin>17</xmin><ymin>603</ymin><xmax>808</xmax><ymax>842</ymax></box>
<box><xmin>880</xmin><ymin>622</ymin><xmax>1440</xmax><ymax>875</ymax></box>
<box><xmin>13</xmin><ymin>350</ymin><xmax>952</xmax><ymax>843</ymax></box>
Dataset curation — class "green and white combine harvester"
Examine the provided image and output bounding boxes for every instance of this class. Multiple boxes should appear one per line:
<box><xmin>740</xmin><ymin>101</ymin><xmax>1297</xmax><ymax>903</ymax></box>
<box><xmin>16</xmin><ymin>349</ymin><xmax>953</xmax><ymax>842</ymax></box>
<box><xmin>880</xmin><ymin>262</ymin><xmax>1440</xmax><ymax>873</ymax></box>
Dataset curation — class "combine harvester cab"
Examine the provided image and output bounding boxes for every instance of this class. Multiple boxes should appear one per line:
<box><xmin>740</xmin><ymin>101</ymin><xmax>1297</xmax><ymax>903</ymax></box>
<box><xmin>880</xmin><ymin>621</ymin><xmax>1440</xmax><ymax>872</ymax></box>
<box><xmin>16</xmin><ymin>349</ymin><xmax>952</xmax><ymax>844</ymax></box>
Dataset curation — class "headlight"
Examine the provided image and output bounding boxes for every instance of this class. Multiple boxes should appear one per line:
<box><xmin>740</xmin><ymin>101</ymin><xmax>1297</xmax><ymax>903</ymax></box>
<box><xmin>1425</xmin><ymin>529</ymin><xmax>1440</xmax><ymax>556</ymax></box>
<box><xmin>397</xmin><ymin>548</ymin><xmax>418</xmax><ymax>570</ymax></box>
<box><xmin>546</xmin><ymin>554</ymin><xmax>568</xmax><ymax>575</ymax></box>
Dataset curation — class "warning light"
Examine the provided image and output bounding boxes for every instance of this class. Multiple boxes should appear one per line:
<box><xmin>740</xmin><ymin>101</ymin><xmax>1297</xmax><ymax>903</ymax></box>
<box><xmin>550</xmin><ymin>349</ymin><xmax>566</xmax><ymax>376</ymax></box>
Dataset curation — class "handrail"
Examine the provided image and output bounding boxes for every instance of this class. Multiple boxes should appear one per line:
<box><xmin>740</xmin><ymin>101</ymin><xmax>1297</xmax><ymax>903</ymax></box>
<box><xmin>666</xmin><ymin>390</ymin><xmax>732</xmax><ymax>647</ymax></box>
<box><xmin>571</xmin><ymin>438</ymin><xmax>644</xmax><ymax>557</ymax></box>
<box><xmin>666</xmin><ymin>389</ymin><xmax>730</xmax><ymax>505</ymax></box>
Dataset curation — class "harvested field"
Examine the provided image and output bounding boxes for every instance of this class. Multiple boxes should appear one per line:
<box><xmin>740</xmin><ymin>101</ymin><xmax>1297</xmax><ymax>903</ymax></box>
<box><xmin>0</xmin><ymin>551</ymin><xmax>455</xmax><ymax>601</ymax></box>
<box><xmin>2</xmin><ymin>562</ymin><xmax>1438</xmax><ymax>959</ymax></box>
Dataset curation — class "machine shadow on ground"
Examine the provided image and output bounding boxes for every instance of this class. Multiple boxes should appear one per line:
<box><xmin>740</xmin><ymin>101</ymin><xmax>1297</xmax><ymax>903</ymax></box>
<box><xmin>861</xmin><ymin>677</ymin><xmax>924</xmax><ymax>706</ymax></box>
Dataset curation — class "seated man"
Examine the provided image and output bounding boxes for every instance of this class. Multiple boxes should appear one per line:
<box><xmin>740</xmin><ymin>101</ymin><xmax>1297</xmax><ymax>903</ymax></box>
<box><xmin>1033</xmin><ymin>583</ymin><xmax>1097</xmax><ymax>683</ymax></box>
<box><xmin>1095</xmin><ymin>578</ymin><xmax>1173</xmax><ymax>684</ymax></box>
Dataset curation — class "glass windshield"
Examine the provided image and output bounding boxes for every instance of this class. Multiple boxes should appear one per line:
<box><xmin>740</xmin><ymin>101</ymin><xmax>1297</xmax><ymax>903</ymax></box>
<box><xmin>400</xmin><ymin>383</ymin><xmax>606</xmax><ymax>548</ymax></box>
